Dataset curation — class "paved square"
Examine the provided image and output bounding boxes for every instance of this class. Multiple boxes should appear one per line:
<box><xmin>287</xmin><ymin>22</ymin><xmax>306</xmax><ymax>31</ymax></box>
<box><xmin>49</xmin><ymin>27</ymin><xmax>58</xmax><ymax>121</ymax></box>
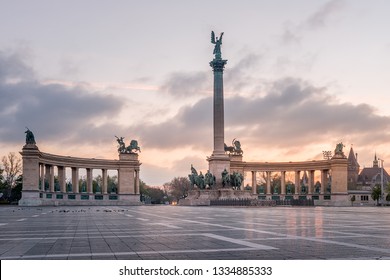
<box><xmin>1</xmin><ymin>205</ymin><xmax>390</xmax><ymax>260</ymax></box>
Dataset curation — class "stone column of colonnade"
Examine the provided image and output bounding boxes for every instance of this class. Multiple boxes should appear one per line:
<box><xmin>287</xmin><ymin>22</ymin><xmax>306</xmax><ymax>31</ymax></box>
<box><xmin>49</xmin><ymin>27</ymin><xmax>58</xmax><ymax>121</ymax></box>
<box><xmin>294</xmin><ymin>170</ymin><xmax>300</xmax><ymax>195</ymax></box>
<box><xmin>321</xmin><ymin>170</ymin><xmax>329</xmax><ymax>194</ymax></box>
<box><xmin>72</xmin><ymin>167</ymin><xmax>79</xmax><ymax>193</ymax></box>
<box><xmin>135</xmin><ymin>170</ymin><xmax>140</xmax><ymax>194</ymax></box>
<box><xmin>102</xmin><ymin>169</ymin><xmax>108</xmax><ymax>194</ymax></box>
<box><xmin>251</xmin><ymin>171</ymin><xmax>257</xmax><ymax>195</ymax></box>
<box><xmin>39</xmin><ymin>164</ymin><xmax>44</xmax><ymax>191</ymax></box>
<box><xmin>86</xmin><ymin>168</ymin><xmax>93</xmax><ymax>194</ymax></box>
<box><xmin>281</xmin><ymin>171</ymin><xmax>286</xmax><ymax>195</ymax></box>
<box><xmin>308</xmin><ymin>170</ymin><xmax>314</xmax><ymax>195</ymax></box>
<box><xmin>250</xmin><ymin>170</ymin><xmax>290</xmax><ymax>195</ymax></box>
<box><xmin>58</xmin><ymin>166</ymin><xmax>66</xmax><ymax>193</ymax></box>
<box><xmin>266</xmin><ymin>171</ymin><xmax>271</xmax><ymax>194</ymax></box>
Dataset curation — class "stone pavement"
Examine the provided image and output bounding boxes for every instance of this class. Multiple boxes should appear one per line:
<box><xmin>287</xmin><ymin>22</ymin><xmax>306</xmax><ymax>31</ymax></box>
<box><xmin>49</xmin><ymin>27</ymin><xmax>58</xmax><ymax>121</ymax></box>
<box><xmin>1</xmin><ymin>205</ymin><xmax>390</xmax><ymax>260</ymax></box>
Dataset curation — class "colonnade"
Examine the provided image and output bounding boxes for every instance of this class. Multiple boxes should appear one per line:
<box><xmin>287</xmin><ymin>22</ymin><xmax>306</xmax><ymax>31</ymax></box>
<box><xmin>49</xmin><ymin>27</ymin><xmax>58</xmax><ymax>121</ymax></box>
<box><xmin>38</xmin><ymin>164</ymin><xmax>138</xmax><ymax>194</ymax></box>
<box><xmin>19</xmin><ymin>143</ymin><xmax>141</xmax><ymax>206</ymax></box>
<box><xmin>249</xmin><ymin>170</ymin><xmax>330</xmax><ymax>195</ymax></box>
<box><xmin>230</xmin><ymin>157</ymin><xmax>348</xmax><ymax>198</ymax></box>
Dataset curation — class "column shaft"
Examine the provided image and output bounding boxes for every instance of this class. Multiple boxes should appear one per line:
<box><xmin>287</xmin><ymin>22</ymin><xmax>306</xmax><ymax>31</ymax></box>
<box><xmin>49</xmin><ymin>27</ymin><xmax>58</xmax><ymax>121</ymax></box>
<box><xmin>308</xmin><ymin>170</ymin><xmax>315</xmax><ymax>194</ymax></box>
<box><xmin>266</xmin><ymin>171</ymin><xmax>271</xmax><ymax>195</ymax></box>
<box><xmin>58</xmin><ymin>166</ymin><xmax>66</xmax><ymax>193</ymax></box>
<box><xmin>281</xmin><ymin>171</ymin><xmax>286</xmax><ymax>195</ymax></box>
<box><xmin>135</xmin><ymin>170</ymin><xmax>140</xmax><ymax>194</ymax></box>
<box><xmin>49</xmin><ymin>166</ymin><xmax>55</xmax><ymax>192</ymax></box>
<box><xmin>72</xmin><ymin>167</ymin><xmax>79</xmax><ymax>193</ymax></box>
<box><xmin>102</xmin><ymin>169</ymin><xmax>108</xmax><ymax>194</ymax></box>
<box><xmin>321</xmin><ymin>170</ymin><xmax>328</xmax><ymax>194</ymax></box>
<box><xmin>87</xmin><ymin>168</ymin><xmax>93</xmax><ymax>194</ymax></box>
<box><xmin>40</xmin><ymin>164</ymin><xmax>45</xmax><ymax>191</ymax></box>
<box><xmin>295</xmin><ymin>171</ymin><xmax>300</xmax><ymax>195</ymax></box>
<box><xmin>252</xmin><ymin>171</ymin><xmax>257</xmax><ymax>195</ymax></box>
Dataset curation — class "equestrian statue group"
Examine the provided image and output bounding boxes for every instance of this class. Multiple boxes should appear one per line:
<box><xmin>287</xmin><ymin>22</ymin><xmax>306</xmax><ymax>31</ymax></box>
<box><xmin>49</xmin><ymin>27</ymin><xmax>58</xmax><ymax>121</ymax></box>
<box><xmin>189</xmin><ymin>165</ymin><xmax>244</xmax><ymax>190</ymax></box>
<box><xmin>115</xmin><ymin>136</ymin><xmax>141</xmax><ymax>154</ymax></box>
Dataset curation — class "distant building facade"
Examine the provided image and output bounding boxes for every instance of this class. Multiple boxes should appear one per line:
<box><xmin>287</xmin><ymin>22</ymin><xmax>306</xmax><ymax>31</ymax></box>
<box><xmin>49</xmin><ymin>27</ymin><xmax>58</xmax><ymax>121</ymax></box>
<box><xmin>347</xmin><ymin>147</ymin><xmax>389</xmax><ymax>205</ymax></box>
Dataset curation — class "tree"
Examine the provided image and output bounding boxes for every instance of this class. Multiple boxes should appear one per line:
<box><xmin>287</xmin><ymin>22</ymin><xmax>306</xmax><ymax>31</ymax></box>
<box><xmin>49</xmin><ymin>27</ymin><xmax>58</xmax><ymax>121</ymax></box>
<box><xmin>140</xmin><ymin>180</ymin><xmax>166</xmax><ymax>204</ymax></box>
<box><xmin>165</xmin><ymin>177</ymin><xmax>191</xmax><ymax>202</ymax></box>
<box><xmin>10</xmin><ymin>175</ymin><xmax>23</xmax><ymax>202</ymax></box>
<box><xmin>1</xmin><ymin>152</ymin><xmax>22</xmax><ymax>201</ymax></box>
<box><xmin>107</xmin><ymin>175</ymin><xmax>118</xmax><ymax>193</ymax></box>
<box><xmin>371</xmin><ymin>185</ymin><xmax>382</xmax><ymax>206</ymax></box>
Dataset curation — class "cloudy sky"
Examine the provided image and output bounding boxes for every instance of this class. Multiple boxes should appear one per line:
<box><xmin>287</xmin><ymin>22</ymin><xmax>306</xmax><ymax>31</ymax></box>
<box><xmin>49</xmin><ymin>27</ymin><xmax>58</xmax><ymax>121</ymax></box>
<box><xmin>1</xmin><ymin>0</ymin><xmax>390</xmax><ymax>185</ymax></box>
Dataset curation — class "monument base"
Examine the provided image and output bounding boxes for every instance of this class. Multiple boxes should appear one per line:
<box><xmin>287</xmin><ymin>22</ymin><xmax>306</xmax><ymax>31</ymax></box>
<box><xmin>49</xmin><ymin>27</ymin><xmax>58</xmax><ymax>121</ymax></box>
<box><xmin>19</xmin><ymin>191</ymin><xmax>43</xmax><ymax>206</ymax></box>
<box><xmin>207</xmin><ymin>154</ymin><xmax>231</xmax><ymax>188</ymax></box>
<box><xmin>19</xmin><ymin>192</ymin><xmax>142</xmax><ymax>206</ymax></box>
<box><xmin>181</xmin><ymin>190</ymin><xmax>352</xmax><ymax>207</ymax></box>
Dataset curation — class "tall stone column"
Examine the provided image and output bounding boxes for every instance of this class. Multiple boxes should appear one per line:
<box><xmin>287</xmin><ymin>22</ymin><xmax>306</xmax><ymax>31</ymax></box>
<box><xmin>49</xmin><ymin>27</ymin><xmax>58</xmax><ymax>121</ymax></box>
<box><xmin>308</xmin><ymin>170</ymin><xmax>315</xmax><ymax>195</ymax></box>
<box><xmin>321</xmin><ymin>170</ymin><xmax>328</xmax><ymax>194</ymax></box>
<box><xmin>135</xmin><ymin>170</ymin><xmax>140</xmax><ymax>194</ymax></box>
<box><xmin>40</xmin><ymin>164</ymin><xmax>45</xmax><ymax>191</ymax></box>
<box><xmin>295</xmin><ymin>170</ymin><xmax>300</xmax><ymax>195</ymax></box>
<box><xmin>281</xmin><ymin>171</ymin><xmax>286</xmax><ymax>195</ymax></box>
<box><xmin>45</xmin><ymin>165</ymin><xmax>51</xmax><ymax>191</ymax></box>
<box><xmin>102</xmin><ymin>169</ymin><xmax>108</xmax><ymax>194</ymax></box>
<box><xmin>86</xmin><ymin>168</ymin><xmax>93</xmax><ymax>194</ymax></box>
<box><xmin>58</xmin><ymin>166</ymin><xmax>66</xmax><ymax>193</ymax></box>
<box><xmin>49</xmin><ymin>166</ymin><xmax>55</xmax><ymax>192</ymax></box>
<box><xmin>207</xmin><ymin>35</ymin><xmax>230</xmax><ymax>187</ymax></box>
<box><xmin>252</xmin><ymin>171</ymin><xmax>257</xmax><ymax>195</ymax></box>
<box><xmin>19</xmin><ymin>144</ymin><xmax>41</xmax><ymax>206</ymax></box>
<box><xmin>266</xmin><ymin>171</ymin><xmax>271</xmax><ymax>194</ymax></box>
<box><xmin>72</xmin><ymin>167</ymin><xmax>79</xmax><ymax>193</ymax></box>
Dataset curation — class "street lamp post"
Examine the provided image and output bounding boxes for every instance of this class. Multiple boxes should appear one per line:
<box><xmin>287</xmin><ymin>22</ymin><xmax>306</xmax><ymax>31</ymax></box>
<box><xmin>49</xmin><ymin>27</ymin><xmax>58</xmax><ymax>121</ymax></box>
<box><xmin>378</xmin><ymin>158</ymin><xmax>384</xmax><ymax>206</ymax></box>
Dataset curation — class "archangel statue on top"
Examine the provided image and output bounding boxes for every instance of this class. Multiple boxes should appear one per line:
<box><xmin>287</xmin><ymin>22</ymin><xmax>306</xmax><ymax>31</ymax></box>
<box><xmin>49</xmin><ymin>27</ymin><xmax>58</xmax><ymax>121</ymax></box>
<box><xmin>211</xmin><ymin>31</ymin><xmax>224</xmax><ymax>59</ymax></box>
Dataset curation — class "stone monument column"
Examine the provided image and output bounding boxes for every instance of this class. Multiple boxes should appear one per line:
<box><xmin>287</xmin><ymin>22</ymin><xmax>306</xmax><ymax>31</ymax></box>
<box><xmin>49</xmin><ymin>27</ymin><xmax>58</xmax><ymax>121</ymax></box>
<box><xmin>19</xmin><ymin>143</ymin><xmax>42</xmax><ymax>206</ymax></box>
<box><xmin>207</xmin><ymin>31</ymin><xmax>231</xmax><ymax>187</ymax></box>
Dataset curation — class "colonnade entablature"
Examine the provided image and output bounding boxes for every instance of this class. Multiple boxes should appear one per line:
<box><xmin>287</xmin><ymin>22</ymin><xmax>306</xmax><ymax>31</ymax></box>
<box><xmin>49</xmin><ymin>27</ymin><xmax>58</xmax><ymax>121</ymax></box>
<box><xmin>19</xmin><ymin>142</ymin><xmax>141</xmax><ymax>206</ymax></box>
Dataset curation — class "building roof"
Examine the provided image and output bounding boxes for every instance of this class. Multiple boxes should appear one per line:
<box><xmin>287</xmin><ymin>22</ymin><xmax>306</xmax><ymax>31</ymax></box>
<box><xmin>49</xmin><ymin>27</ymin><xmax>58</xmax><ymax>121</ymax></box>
<box><xmin>347</xmin><ymin>147</ymin><xmax>359</xmax><ymax>168</ymax></box>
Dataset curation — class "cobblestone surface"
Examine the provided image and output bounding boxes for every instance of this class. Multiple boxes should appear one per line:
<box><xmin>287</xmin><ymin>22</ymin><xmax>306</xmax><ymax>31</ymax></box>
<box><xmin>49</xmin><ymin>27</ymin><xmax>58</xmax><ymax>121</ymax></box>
<box><xmin>1</xmin><ymin>205</ymin><xmax>390</xmax><ymax>260</ymax></box>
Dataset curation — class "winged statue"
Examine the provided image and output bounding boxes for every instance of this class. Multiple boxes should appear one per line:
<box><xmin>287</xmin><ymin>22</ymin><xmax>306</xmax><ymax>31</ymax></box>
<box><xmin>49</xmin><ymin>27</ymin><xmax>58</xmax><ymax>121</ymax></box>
<box><xmin>211</xmin><ymin>31</ymin><xmax>224</xmax><ymax>59</ymax></box>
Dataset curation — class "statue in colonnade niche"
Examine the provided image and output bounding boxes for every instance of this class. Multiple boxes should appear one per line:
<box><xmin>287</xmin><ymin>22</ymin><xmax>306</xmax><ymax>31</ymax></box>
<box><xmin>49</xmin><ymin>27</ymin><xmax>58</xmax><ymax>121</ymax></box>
<box><xmin>314</xmin><ymin>182</ymin><xmax>321</xmax><ymax>194</ymax></box>
<box><xmin>286</xmin><ymin>184</ymin><xmax>292</xmax><ymax>194</ymax></box>
<box><xmin>258</xmin><ymin>185</ymin><xmax>265</xmax><ymax>194</ymax></box>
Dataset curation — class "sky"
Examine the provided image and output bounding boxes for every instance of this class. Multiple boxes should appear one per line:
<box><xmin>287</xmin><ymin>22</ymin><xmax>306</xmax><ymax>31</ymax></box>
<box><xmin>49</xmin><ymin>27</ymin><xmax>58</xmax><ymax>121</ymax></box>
<box><xmin>1</xmin><ymin>0</ymin><xmax>390</xmax><ymax>186</ymax></box>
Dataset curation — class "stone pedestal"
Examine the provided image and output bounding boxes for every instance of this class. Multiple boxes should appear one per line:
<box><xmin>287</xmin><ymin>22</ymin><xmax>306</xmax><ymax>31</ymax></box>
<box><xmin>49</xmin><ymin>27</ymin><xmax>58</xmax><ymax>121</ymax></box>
<box><xmin>330</xmin><ymin>156</ymin><xmax>348</xmax><ymax>194</ymax></box>
<box><xmin>118</xmin><ymin>153</ymin><xmax>140</xmax><ymax>195</ymax></box>
<box><xmin>208</xmin><ymin>155</ymin><xmax>230</xmax><ymax>188</ymax></box>
<box><xmin>19</xmin><ymin>144</ymin><xmax>42</xmax><ymax>206</ymax></box>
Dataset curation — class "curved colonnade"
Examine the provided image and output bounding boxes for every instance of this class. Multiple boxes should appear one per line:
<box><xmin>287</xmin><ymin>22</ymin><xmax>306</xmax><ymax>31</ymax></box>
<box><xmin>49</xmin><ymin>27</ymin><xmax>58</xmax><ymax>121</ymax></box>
<box><xmin>19</xmin><ymin>143</ymin><xmax>141</xmax><ymax>206</ymax></box>
<box><xmin>230</xmin><ymin>154</ymin><xmax>349</xmax><ymax>205</ymax></box>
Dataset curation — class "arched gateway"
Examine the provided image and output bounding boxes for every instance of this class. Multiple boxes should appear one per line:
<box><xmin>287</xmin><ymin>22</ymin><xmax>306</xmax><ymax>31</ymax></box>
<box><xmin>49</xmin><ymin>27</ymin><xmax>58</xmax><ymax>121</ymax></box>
<box><xmin>19</xmin><ymin>135</ymin><xmax>141</xmax><ymax>206</ymax></box>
